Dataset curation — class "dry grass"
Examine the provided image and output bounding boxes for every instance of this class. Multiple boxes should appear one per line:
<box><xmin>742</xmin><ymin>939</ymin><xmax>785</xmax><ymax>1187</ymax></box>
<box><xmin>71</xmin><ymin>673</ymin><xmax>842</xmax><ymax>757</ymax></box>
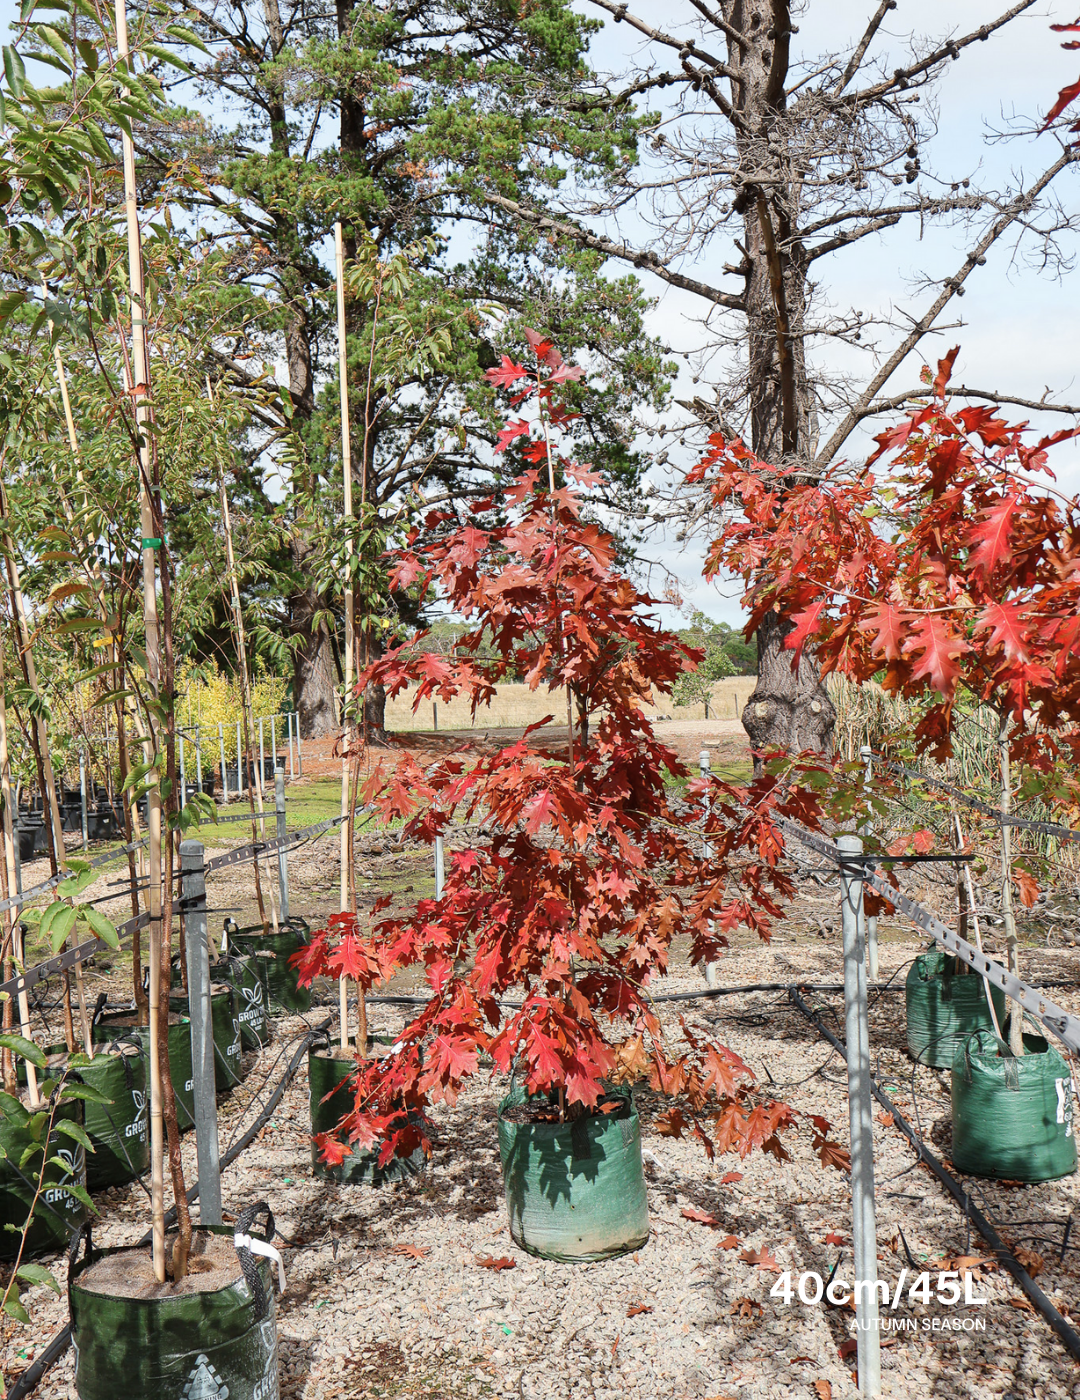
<box><xmin>384</xmin><ymin>676</ymin><xmax>754</xmax><ymax>731</ymax></box>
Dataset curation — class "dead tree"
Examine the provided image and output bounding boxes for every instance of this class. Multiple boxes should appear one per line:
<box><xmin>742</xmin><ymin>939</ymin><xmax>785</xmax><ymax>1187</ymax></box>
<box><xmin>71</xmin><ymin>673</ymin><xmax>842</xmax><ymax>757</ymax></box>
<box><xmin>481</xmin><ymin>0</ymin><xmax>1080</xmax><ymax>756</ymax></box>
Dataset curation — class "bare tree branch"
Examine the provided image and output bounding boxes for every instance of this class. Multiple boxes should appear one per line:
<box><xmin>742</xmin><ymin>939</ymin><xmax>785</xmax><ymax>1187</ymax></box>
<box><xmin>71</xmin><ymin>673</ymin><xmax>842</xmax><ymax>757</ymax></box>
<box><xmin>814</xmin><ymin>145</ymin><xmax>1079</xmax><ymax>467</ymax></box>
<box><xmin>833</xmin><ymin>0</ymin><xmax>897</xmax><ymax>97</ymax></box>
<box><xmin>862</xmin><ymin>385</ymin><xmax>1080</xmax><ymax>418</ymax></box>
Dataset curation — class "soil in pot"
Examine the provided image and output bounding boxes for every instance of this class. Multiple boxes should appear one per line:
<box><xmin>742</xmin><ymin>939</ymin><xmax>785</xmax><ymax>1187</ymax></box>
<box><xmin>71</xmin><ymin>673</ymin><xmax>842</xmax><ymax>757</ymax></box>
<box><xmin>0</xmin><ymin>1087</ymin><xmax>88</xmax><ymax>1258</ymax></box>
<box><xmin>93</xmin><ymin>1011</ymin><xmax>195</xmax><ymax>1132</ymax></box>
<box><xmin>307</xmin><ymin>1047</ymin><xmax>425</xmax><ymax>1185</ymax></box>
<box><xmin>906</xmin><ymin>949</ymin><xmax>1006</xmax><ymax>1069</ymax></box>
<box><xmin>169</xmin><ymin>984</ymin><xmax>243</xmax><ymax>1092</ymax></box>
<box><xmin>497</xmin><ymin>1083</ymin><xmax>650</xmax><ymax>1263</ymax></box>
<box><xmin>229</xmin><ymin>923</ymin><xmax>311</xmax><ymax>1013</ymax></box>
<box><xmin>70</xmin><ymin>1228</ymin><xmax>279</xmax><ymax>1400</ymax></box>
<box><xmin>952</xmin><ymin>1031</ymin><xmax>1078</xmax><ymax>1182</ymax></box>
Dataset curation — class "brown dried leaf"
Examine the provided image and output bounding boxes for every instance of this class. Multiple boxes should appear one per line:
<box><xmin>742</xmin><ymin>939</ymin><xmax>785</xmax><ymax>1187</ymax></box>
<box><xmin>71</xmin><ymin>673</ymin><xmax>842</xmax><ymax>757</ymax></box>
<box><xmin>739</xmin><ymin>1246</ymin><xmax>781</xmax><ymax>1273</ymax></box>
<box><xmin>682</xmin><ymin>1207</ymin><xmax>719</xmax><ymax>1227</ymax></box>
<box><xmin>1014</xmin><ymin>1247</ymin><xmax>1044</xmax><ymax>1278</ymax></box>
<box><xmin>716</xmin><ymin>1235</ymin><xmax>741</xmax><ymax>1251</ymax></box>
<box><xmin>626</xmin><ymin>1304</ymin><xmax>653</xmax><ymax>1317</ymax></box>
<box><xmin>611</xmin><ymin>1333</ymin><xmax>620</xmax><ymax>1357</ymax></box>
<box><xmin>875</xmin><ymin>1111</ymin><xmax>894</xmax><ymax>1127</ymax></box>
<box><xmin>824</xmin><ymin>1232</ymin><xmax>846</xmax><ymax>1247</ymax></box>
<box><xmin>838</xmin><ymin>1338</ymin><xmax>858</xmax><ymax>1360</ymax></box>
<box><xmin>729</xmin><ymin>1296</ymin><xmax>762</xmax><ymax>1318</ymax></box>
<box><xmin>1008</xmin><ymin>1295</ymin><xmax>1035</xmax><ymax>1312</ymax></box>
<box><xmin>391</xmin><ymin>1244</ymin><xmax>429</xmax><ymax>1260</ymax></box>
<box><xmin>474</xmin><ymin>1254</ymin><xmax>516</xmax><ymax>1271</ymax></box>
<box><xmin>719</xmin><ymin>1171</ymin><xmax>743</xmax><ymax>1184</ymax></box>
<box><xmin>814</xmin><ymin>1382</ymin><xmax>833</xmax><ymax>1400</ymax></box>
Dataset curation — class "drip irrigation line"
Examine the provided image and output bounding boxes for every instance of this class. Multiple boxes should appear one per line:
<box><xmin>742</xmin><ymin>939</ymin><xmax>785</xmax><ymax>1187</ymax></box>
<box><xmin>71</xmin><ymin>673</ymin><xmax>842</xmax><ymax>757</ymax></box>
<box><xmin>787</xmin><ymin>983</ymin><xmax>1080</xmax><ymax>1365</ymax></box>
<box><xmin>771</xmin><ymin>813</ymin><xmax>1080</xmax><ymax>1054</ymax></box>
<box><xmin>873</xmin><ymin>754</ymin><xmax>1080</xmax><ymax>844</ymax></box>
<box><xmin>6</xmin><ymin>1016</ymin><xmax>332</xmax><ymax>1400</ymax></box>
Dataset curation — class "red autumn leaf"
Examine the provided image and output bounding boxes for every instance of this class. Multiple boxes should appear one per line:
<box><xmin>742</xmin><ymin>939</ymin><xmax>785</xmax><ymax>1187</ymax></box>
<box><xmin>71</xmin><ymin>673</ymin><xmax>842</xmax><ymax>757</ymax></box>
<box><xmin>626</xmin><ymin>1304</ymin><xmax>653</xmax><ymax>1317</ymax></box>
<box><xmin>1044</xmin><ymin>75</ymin><xmax>1080</xmax><ymax>128</ymax></box>
<box><xmin>391</xmin><ymin>1243</ymin><xmax>429</xmax><ymax>1260</ymax></box>
<box><xmin>933</xmin><ymin>347</ymin><xmax>960</xmax><ymax>397</ymax></box>
<box><xmin>817</xmin><ymin>1139</ymin><xmax>852</xmax><ymax>1173</ymax></box>
<box><xmin>976</xmin><ymin>601</ymin><xmax>1032</xmax><ymax>663</ymax></box>
<box><xmin>485</xmin><ymin>355</ymin><xmax>528</xmax><ymax>388</ymax></box>
<box><xmin>682</xmin><ymin>1207</ymin><xmax>720</xmax><ymax>1227</ymax></box>
<box><xmin>494</xmin><ymin>418</ymin><xmax>531</xmax><ymax>455</ymax></box>
<box><xmin>901</xmin><ymin>617</ymin><xmax>971</xmax><ymax>696</ymax></box>
<box><xmin>739</xmin><ymin>1246</ymin><xmax>781</xmax><ymax>1273</ymax></box>
<box><xmin>838</xmin><ymin>1338</ymin><xmax>858</xmax><ymax>1360</ymax></box>
<box><xmin>717</xmin><ymin>1235</ymin><xmax>741</xmax><ymax>1250</ymax></box>
<box><xmin>475</xmin><ymin>1254</ymin><xmax>516</xmax><ymax>1271</ymax></box>
<box><xmin>875</xmin><ymin>1112</ymin><xmax>894</xmax><ymax>1127</ymax></box>
<box><xmin>720</xmin><ymin>1171</ymin><xmax>743</xmax><ymax>1184</ymax></box>
<box><xmin>912</xmin><ymin>827</ymin><xmax>935</xmax><ymax>855</ymax></box>
<box><xmin>858</xmin><ymin>602</ymin><xmax>909</xmax><ymax>661</ymax></box>
<box><xmin>784</xmin><ymin>600</ymin><xmax>826</xmax><ymax>669</ymax></box>
<box><xmin>1014</xmin><ymin>869</ymin><xmax>1040</xmax><ymax>909</ymax></box>
<box><xmin>967</xmin><ymin>494</ymin><xmax>1020</xmax><ymax>578</ymax></box>
<box><xmin>824</xmin><ymin>1232</ymin><xmax>846</xmax><ymax>1246</ymax></box>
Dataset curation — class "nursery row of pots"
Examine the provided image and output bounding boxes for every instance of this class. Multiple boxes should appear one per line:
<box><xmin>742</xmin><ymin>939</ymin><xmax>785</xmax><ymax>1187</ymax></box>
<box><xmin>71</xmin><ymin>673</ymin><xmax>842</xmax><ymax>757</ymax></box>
<box><xmin>906</xmin><ymin>949</ymin><xmax>1077</xmax><ymax>1182</ymax></box>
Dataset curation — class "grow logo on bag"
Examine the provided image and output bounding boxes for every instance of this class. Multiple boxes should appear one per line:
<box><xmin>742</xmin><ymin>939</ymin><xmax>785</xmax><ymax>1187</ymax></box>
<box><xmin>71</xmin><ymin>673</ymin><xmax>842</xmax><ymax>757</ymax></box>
<box><xmin>239</xmin><ymin>981</ymin><xmax>265</xmax><ymax>1025</ymax></box>
<box><xmin>228</xmin><ymin>1015</ymin><xmax>242</xmax><ymax>1063</ymax></box>
<box><xmin>182</xmin><ymin>1354</ymin><xmax>229</xmax><ymax>1400</ymax></box>
<box><xmin>1055</xmin><ymin>1078</ymin><xmax>1074</xmax><ymax>1139</ymax></box>
<box><xmin>126</xmin><ymin>1089</ymin><xmax>148</xmax><ymax>1141</ymax></box>
<box><xmin>44</xmin><ymin>1146</ymin><xmax>84</xmax><ymax>1211</ymax></box>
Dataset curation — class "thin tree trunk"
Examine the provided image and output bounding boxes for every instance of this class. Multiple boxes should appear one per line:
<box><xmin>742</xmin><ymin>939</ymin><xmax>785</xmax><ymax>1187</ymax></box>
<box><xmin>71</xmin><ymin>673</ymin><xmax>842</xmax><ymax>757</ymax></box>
<box><xmin>998</xmin><ymin>718</ymin><xmax>1023</xmax><ymax>1055</ymax></box>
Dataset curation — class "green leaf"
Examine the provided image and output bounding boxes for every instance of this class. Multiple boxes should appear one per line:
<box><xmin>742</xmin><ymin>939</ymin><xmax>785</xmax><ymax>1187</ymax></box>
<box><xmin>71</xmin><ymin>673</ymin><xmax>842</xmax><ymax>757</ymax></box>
<box><xmin>58</xmin><ymin>1181</ymin><xmax>96</xmax><ymax>1213</ymax></box>
<box><xmin>53</xmin><ymin>1119</ymin><xmax>93</xmax><ymax>1152</ymax></box>
<box><xmin>82</xmin><ymin>907</ymin><xmax>118</xmax><ymax>949</ymax></box>
<box><xmin>0</xmin><ymin>1091</ymin><xmax>30</xmax><ymax>1127</ymax></box>
<box><xmin>56</xmin><ymin>868</ymin><xmax>95</xmax><ymax>898</ymax></box>
<box><xmin>57</xmin><ymin>1083</ymin><xmax>111</xmax><ymax>1106</ymax></box>
<box><xmin>3</xmin><ymin>1294</ymin><xmax>30</xmax><ymax>1325</ymax></box>
<box><xmin>0</xmin><ymin>1033</ymin><xmax>45</xmax><ymax>1069</ymax></box>
<box><xmin>47</xmin><ymin>904</ymin><xmax>77</xmax><ymax>953</ymax></box>
<box><xmin>3</xmin><ymin>45</ymin><xmax>26</xmax><ymax>99</ymax></box>
<box><xmin>16</xmin><ymin>1262</ymin><xmax>60</xmax><ymax>1293</ymax></box>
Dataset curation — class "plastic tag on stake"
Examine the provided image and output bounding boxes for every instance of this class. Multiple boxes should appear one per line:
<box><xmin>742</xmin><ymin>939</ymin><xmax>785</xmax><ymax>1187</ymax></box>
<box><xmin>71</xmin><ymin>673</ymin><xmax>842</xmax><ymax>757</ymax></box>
<box><xmin>233</xmin><ymin>1232</ymin><xmax>286</xmax><ymax>1292</ymax></box>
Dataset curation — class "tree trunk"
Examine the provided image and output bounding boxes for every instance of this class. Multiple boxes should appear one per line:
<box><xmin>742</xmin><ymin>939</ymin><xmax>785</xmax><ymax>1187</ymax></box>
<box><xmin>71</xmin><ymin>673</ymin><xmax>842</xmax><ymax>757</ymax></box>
<box><xmin>729</xmin><ymin>0</ymin><xmax>834</xmax><ymax>759</ymax></box>
<box><xmin>291</xmin><ymin>573</ymin><xmax>338</xmax><ymax>739</ymax></box>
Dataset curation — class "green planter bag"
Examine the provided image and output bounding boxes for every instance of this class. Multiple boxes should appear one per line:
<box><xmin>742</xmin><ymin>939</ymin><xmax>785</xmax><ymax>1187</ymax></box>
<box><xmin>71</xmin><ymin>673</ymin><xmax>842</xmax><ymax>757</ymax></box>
<box><xmin>906</xmin><ymin>950</ymin><xmax>1006</xmax><ymax>1068</ymax></box>
<box><xmin>93</xmin><ymin>1013</ymin><xmax>195</xmax><ymax>1132</ymax></box>
<box><xmin>0</xmin><ymin>1089</ymin><xmax>88</xmax><ymax>1258</ymax></box>
<box><xmin>73</xmin><ymin>1042</ymin><xmax>149</xmax><ymax>1191</ymax></box>
<box><xmin>497</xmin><ymin>1082</ymin><xmax>650</xmax><ymax>1262</ymax></box>
<box><xmin>952</xmin><ymin>1031</ymin><xmax>1077</xmax><ymax>1182</ymax></box>
<box><xmin>69</xmin><ymin>1202</ymin><xmax>282</xmax><ymax>1400</ymax></box>
<box><xmin>216</xmin><ymin>956</ymin><xmax>270</xmax><ymax>1051</ymax></box>
<box><xmin>229</xmin><ymin>921</ymin><xmax>310</xmax><ymax>1013</ymax></box>
<box><xmin>307</xmin><ymin>1045</ymin><xmax>425</xmax><ymax>1184</ymax></box>
<box><xmin>170</xmin><ymin>986</ymin><xmax>243</xmax><ymax>1092</ymax></box>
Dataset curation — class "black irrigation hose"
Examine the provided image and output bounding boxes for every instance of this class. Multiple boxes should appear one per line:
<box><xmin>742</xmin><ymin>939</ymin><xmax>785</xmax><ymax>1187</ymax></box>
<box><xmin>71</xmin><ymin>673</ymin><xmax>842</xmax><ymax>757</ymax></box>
<box><xmin>6</xmin><ymin>1016</ymin><xmax>331</xmax><ymax>1400</ymax></box>
<box><xmin>787</xmin><ymin>983</ymin><xmax>1080</xmax><ymax>1366</ymax></box>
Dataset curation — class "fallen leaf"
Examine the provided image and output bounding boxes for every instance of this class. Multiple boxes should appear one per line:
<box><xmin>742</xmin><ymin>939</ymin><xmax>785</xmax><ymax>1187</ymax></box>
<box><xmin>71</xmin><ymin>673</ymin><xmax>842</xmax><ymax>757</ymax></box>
<box><xmin>390</xmin><ymin>1244</ymin><xmax>428</xmax><ymax>1260</ymax></box>
<box><xmin>950</xmin><ymin>1255</ymin><xmax>994</xmax><ymax>1277</ymax></box>
<box><xmin>720</xmin><ymin>1171</ymin><xmax>743</xmax><ymax>1184</ymax></box>
<box><xmin>824</xmin><ymin>1232</ymin><xmax>846</xmax><ymax>1246</ymax></box>
<box><xmin>716</xmin><ymin>1235</ymin><xmax>741</xmax><ymax>1250</ymax></box>
<box><xmin>817</xmin><ymin>1139</ymin><xmax>852</xmax><ymax>1173</ymax></box>
<box><xmin>789</xmin><ymin>1356</ymin><xmax>813</xmax><ymax>1364</ymax></box>
<box><xmin>729</xmin><ymin>1296</ymin><xmax>762</xmax><ymax>1318</ymax></box>
<box><xmin>814</xmin><ymin>1382</ymin><xmax>833</xmax><ymax>1400</ymax></box>
<box><xmin>682</xmin><ymin>1207</ymin><xmax>720</xmax><ymax>1227</ymax></box>
<box><xmin>875</xmin><ymin>1111</ymin><xmax>894</xmax><ymax>1127</ymax></box>
<box><xmin>626</xmin><ymin>1304</ymin><xmax>653</xmax><ymax>1317</ymax></box>
<box><xmin>838</xmin><ymin>1338</ymin><xmax>858</xmax><ymax>1360</ymax></box>
<box><xmin>739</xmin><ymin>1246</ymin><xmax>781</xmax><ymax>1273</ymax></box>
<box><xmin>1008</xmin><ymin>1295</ymin><xmax>1035</xmax><ymax>1312</ymax></box>
<box><xmin>1014</xmin><ymin>1247</ymin><xmax>1044</xmax><ymax>1278</ymax></box>
<box><xmin>475</xmin><ymin>1254</ymin><xmax>516</xmax><ymax>1271</ymax></box>
<box><xmin>611</xmin><ymin>1333</ymin><xmax>620</xmax><ymax>1357</ymax></box>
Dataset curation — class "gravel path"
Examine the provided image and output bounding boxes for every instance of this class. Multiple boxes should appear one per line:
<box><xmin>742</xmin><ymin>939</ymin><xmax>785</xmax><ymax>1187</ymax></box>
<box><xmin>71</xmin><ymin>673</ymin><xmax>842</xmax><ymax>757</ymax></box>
<box><xmin>5</xmin><ymin>852</ymin><xmax>1080</xmax><ymax>1399</ymax></box>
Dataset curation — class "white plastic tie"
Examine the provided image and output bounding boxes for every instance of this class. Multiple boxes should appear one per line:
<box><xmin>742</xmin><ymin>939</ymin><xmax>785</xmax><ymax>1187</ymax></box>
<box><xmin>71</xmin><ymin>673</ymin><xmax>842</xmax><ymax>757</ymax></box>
<box><xmin>234</xmin><ymin>1232</ymin><xmax>287</xmax><ymax>1293</ymax></box>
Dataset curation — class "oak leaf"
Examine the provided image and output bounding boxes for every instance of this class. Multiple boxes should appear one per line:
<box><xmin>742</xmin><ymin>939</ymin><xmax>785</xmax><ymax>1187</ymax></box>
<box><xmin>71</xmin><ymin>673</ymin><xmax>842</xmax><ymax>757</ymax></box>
<box><xmin>682</xmin><ymin>1207</ymin><xmax>719</xmax><ymax>1227</ymax></box>
<box><xmin>739</xmin><ymin>1246</ymin><xmax>781</xmax><ymax>1272</ymax></box>
<box><xmin>626</xmin><ymin>1304</ymin><xmax>653</xmax><ymax>1317</ymax></box>
<box><xmin>475</xmin><ymin>1254</ymin><xmax>516</xmax><ymax>1271</ymax></box>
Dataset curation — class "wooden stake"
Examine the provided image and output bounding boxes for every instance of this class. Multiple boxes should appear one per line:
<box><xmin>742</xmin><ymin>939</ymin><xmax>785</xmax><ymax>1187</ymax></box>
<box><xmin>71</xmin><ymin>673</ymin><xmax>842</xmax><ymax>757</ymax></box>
<box><xmin>116</xmin><ymin>0</ymin><xmax>165</xmax><ymax>1282</ymax></box>
<box><xmin>0</xmin><ymin>636</ymin><xmax>38</xmax><ymax>1104</ymax></box>
<box><xmin>335</xmin><ymin>222</ymin><xmax>354</xmax><ymax>1052</ymax></box>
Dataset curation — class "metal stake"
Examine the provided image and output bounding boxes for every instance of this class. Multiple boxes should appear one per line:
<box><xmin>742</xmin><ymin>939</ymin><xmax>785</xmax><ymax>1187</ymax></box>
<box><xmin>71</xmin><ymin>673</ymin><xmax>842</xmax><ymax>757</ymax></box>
<box><xmin>219</xmin><ymin>722</ymin><xmax>227</xmax><ymax>802</ymax></box>
<box><xmin>179</xmin><ymin>731</ymin><xmax>186</xmax><ymax>810</ymax></box>
<box><xmin>195</xmin><ymin>726</ymin><xmax>203</xmax><ymax>795</ymax></box>
<box><xmin>433</xmin><ymin>702</ymin><xmax>438</xmax><ymax>733</ymax></box>
<box><xmin>839</xmin><ymin>833</ymin><xmax>880</xmax><ymax>1396</ymax></box>
<box><xmin>259</xmin><ymin>716</ymin><xmax>265</xmax><ymax>787</ymax></box>
<box><xmin>295</xmin><ymin>712</ymin><xmax>302</xmax><ymax>777</ymax></box>
<box><xmin>79</xmin><ymin>750</ymin><xmax>88</xmax><ymax>851</ymax></box>
<box><xmin>236</xmin><ymin>719</ymin><xmax>243</xmax><ymax>794</ymax></box>
<box><xmin>180</xmin><ymin>839</ymin><xmax>222</xmax><ymax>1225</ymax></box>
<box><xmin>271</xmin><ymin>714</ymin><xmax>277</xmax><ymax>777</ymax></box>
<box><xmin>859</xmin><ymin>745</ymin><xmax>879</xmax><ymax>981</ymax></box>
<box><xmin>701</xmin><ymin>748</ymin><xmax>719</xmax><ymax>989</ymax></box>
<box><xmin>435</xmin><ymin>832</ymin><xmax>445</xmax><ymax>899</ymax></box>
<box><xmin>276</xmin><ymin>765</ymin><xmax>289</xmax><ymax>922</ymax></box>
<box><xmin>287</xmin><ymin>710</ymin><xmax>294</xmax><ymax>780</ymax></box>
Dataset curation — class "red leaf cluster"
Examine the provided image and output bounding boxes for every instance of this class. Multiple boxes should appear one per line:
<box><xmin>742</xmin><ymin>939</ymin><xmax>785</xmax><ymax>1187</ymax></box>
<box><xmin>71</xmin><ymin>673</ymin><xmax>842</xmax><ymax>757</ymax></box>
<box><xmin>297</xmin><ymin>336</ymin><xmax>825</xmax><ymax>1167</ymax></box>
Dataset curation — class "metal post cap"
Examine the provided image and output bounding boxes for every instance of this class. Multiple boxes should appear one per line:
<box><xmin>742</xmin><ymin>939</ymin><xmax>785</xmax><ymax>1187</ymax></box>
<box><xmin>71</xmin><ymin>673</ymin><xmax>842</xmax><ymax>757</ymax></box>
<box><xmin>699</xmin><ymin>749</ymin><xmax>711</xmax><ymax>771</ymax></box>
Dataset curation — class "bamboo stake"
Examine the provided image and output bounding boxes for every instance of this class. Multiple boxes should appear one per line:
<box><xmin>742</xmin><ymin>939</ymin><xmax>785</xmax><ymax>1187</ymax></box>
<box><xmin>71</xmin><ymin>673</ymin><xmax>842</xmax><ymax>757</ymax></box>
<box><xmin>998</xmin><ymin>717</ymin><xmax>1024</xmax><ymax>1056</ymax></box>
<box><xmin>0</xmin><ymin>633</ymin><xmax>38</xmax><ymax>1104</ymax></box>
<box><xmin>116</xmin><ymin>0</ymin><xmax>166</xmax><ymax>1283</ymax></box>
<box><xmin>205</xmin><ymin>380</ymin><xmax>278</xmax><ymax>934</ymax></box>
<box><xmin>335</xmin><ymin>222</ymin><xmax>354</xmax><ymax>1052</ymax></box>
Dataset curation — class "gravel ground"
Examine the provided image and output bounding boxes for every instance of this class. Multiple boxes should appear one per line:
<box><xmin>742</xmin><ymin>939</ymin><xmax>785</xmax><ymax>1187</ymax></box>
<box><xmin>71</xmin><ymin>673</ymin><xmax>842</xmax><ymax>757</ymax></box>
<box><xmin>5</xmin><ymin>836</ymin><xmax>1080</xmax><ymax>1400</ymax></box>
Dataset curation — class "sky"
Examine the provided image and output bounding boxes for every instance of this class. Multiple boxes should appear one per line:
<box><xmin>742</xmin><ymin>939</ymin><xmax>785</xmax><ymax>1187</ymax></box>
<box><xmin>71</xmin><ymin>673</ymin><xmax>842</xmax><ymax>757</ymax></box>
<box><xmin>574</xmin><ymin>0</ymin><xmax>1080</xmax><ymax>630</ymax></box>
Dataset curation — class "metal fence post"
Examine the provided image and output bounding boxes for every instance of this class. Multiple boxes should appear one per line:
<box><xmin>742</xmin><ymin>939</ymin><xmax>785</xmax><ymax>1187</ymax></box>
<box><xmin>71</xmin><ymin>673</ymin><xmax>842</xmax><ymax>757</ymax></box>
<box><xmin>435</xmin><ymin>832</ymin><xmax>445</xmax><ymax>898</ymax></box>
<box><xmin>838</xmin><ymin>833</ymin><xmax>880</xmax><ymax>1396</ymax></box>
<box><xmin>275</xmin><ymin>765</ymin><xmax>289</xmax><ymax>922</ymax></box>
<box><xmin>219</xmin><ymin>723</ymin><xmax>228</xmax><ymax>802</ymax></box>
<box><xmin>295</xmin><ymin>712</ymin><xmax>302</xmax><ymax>777</ymax></box>
<box><xmin>179</xmin><ymin>731</ymin><xmax>186</xmax><ymax>810</ymax></box>
<box><xmin>701</xmin><ymin>749</ymin><xmax>719</xmax><ymax>989</ymax></box>
<box><xmin>236</xmin><ymin>719</ymin><xmax>243</xmax><ymax>793</ymax></box>
<box><xmin>287</xmin><ymin>711</ymin><xmax>294</xmax><ymax>780</ymax></box>
<box><xmin>79</xmin><ymin>750</ymin><xmax>88</xmax><ymax>851</ymax></box>
<box><xmin>859</xmin><ymin>746</ymin><xmax>879</xmax><ymax>981</ymax></box>
<box><xmin>180</xmin><ymin>839</ymin><xmax>222</xmax><ymax>1226</ymax></box>
<box><xmin>271</xmin><ymin>714</ymin><xmax>277</xmax><ymax>776</ymax></box>
<box><xmin>259</xmin><ymin>717</ymin><xmax>265</xmax><ymax>785</ymax></box>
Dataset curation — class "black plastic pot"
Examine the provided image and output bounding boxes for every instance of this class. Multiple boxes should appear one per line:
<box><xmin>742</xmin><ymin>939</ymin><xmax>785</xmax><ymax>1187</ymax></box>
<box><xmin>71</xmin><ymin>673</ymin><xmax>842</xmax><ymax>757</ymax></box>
<box><xmin>170</xmin><ymin>986</ymin><xmax>243</xmax><ymax>1091</ymax></box>
<box><xmin>69</xmin><ymin>1204</ymin><xmax>280</xmax><ymax>1400</ymax></box>
<box><xmin>215</xmin><ymin>957</ymin><xmax>270</xmax><ymax>1052</ymax></box>
<box><xmin>229</xmin><ymin>922</ymin><xmax>311</xmax><ymax>1013</ymax></box>
<box><xmin>92</xmin><ymin>1012</ymin><xmax>195</xmax><ymax>1132</ymax></box>
<box><xmin>0</xmin><ymin>1090</ymin><xmax>89</xmax><ymax>1258</ymax></box>
<box><xmin>307</xmin><ymin>1046</ymin><xmax>424</xmax><ymax>1184</ymax></box>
